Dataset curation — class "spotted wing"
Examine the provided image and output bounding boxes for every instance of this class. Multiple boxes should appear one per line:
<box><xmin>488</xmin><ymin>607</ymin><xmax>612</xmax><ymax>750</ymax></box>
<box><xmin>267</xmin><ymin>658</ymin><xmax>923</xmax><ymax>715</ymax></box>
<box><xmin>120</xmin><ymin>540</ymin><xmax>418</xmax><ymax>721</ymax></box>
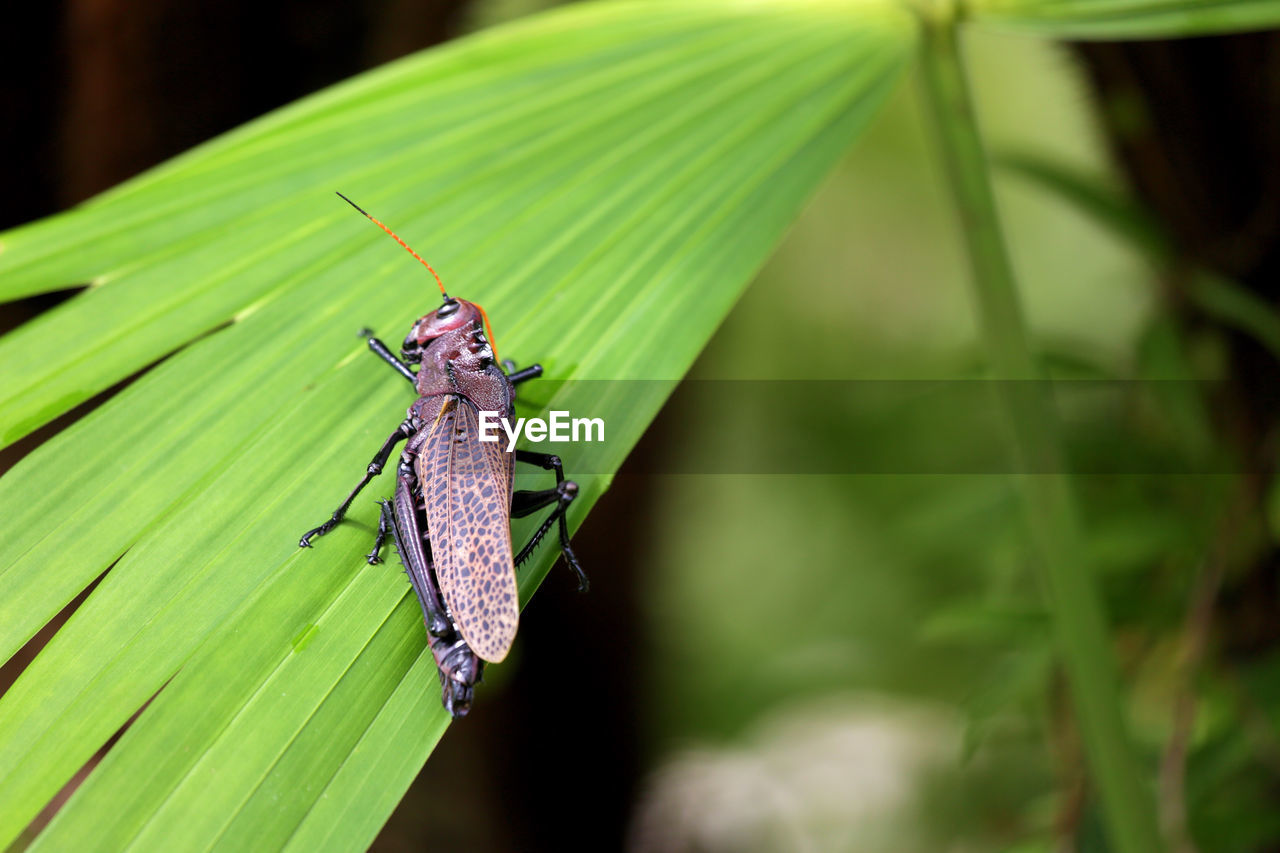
<box><xmin>420</xmin><ymin>396</ymin><xmax>518</xmax><ymax>663</ymax></box>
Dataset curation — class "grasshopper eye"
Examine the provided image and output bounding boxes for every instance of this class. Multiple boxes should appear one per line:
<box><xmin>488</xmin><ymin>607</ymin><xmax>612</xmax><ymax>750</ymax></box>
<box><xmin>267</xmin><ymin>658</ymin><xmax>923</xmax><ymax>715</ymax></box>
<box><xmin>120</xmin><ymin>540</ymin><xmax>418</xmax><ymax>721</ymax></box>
<box><xmin>437</xmin><ymin>299</ymin><xmax>460</xmax><ymax>318</ymax></box>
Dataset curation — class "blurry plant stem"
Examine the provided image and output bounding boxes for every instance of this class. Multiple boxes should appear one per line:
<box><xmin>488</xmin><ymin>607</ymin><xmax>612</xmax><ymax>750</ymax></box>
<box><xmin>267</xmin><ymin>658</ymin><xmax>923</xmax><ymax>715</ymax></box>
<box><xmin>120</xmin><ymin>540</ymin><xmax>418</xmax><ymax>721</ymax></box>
<box><xmin>1158</xmin><ymin>558</ymin><xmax>1218</xmax><ymax>853</ymax></box>
<box><xmin>1049</xmin><ymin>671</ymin><xmax>1087</xmax><ymax>851</ymax></box>
<box><xmin>1158</xmin><ymin>479</ymin><xmax>1248</xmax><ymax>853</ymax></box>
<box><xmin>916</xmin><ymin>11</ymin><xmax>1162</xmax><ymax>853</ymax></box>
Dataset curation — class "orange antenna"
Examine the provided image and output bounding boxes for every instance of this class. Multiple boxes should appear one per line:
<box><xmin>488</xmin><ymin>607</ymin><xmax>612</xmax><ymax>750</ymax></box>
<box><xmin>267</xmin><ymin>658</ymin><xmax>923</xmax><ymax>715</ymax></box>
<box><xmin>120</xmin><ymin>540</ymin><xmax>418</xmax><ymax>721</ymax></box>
<box><xmin>473</xmin><ymin>300</ymin><xmax>500</xmax><ymax>366</ymax></box>
<box><xmin>336</xmin><ymin>192</ymin><xmax>448</xmax><ymax>298</ymax></box>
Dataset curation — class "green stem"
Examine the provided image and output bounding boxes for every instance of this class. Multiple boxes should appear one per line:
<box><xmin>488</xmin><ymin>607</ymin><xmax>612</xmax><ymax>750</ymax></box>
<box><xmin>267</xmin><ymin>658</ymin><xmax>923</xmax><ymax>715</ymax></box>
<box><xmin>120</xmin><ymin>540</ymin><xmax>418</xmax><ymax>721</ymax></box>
<box><xmin>916</xmin><ymin>13</ymin><xmax>1163</xmax><ymax>853</ymax></box>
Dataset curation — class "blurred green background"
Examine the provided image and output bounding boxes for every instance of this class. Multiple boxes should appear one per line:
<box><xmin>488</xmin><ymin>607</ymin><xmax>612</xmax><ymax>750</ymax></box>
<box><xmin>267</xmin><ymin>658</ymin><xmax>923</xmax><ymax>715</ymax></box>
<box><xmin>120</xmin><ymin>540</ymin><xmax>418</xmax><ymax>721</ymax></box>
<box><xmin>640</xmin><ymin>29</ymin><xmax>1148</xmax><ymax>851</ymax></box>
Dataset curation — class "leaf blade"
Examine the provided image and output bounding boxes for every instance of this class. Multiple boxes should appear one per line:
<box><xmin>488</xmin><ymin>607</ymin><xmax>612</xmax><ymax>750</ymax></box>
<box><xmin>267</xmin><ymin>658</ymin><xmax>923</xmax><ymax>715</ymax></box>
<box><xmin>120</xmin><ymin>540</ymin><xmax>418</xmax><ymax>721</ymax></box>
<box><xmin>964</xmin><ymin>0</ymin><xmax>1280</xmax><ymax>39</ymax></box>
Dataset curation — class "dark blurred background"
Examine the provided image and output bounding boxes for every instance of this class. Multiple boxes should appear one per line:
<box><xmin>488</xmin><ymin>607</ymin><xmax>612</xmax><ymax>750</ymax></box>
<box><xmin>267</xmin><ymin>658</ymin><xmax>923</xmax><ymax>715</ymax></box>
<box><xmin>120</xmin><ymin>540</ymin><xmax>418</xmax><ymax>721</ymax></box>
<box><xmin>4</xmin><ymin>1</ymin><xmax>1280</xmax><ymax>850</ymax></box>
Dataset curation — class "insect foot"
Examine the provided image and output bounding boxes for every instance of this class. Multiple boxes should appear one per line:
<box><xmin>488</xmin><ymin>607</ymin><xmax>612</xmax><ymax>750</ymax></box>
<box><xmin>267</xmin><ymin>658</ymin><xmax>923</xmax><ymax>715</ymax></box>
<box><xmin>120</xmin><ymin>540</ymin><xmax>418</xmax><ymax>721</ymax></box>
<box><xmin>298</xmin><ymin>517</ymin><xmax>337</xmax><ymax>548</ymax></box>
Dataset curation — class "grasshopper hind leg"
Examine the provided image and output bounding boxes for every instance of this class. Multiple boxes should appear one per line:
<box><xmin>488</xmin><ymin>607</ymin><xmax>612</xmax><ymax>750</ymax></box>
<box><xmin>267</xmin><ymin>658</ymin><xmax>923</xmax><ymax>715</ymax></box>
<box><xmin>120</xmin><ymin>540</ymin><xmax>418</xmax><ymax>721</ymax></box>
<box><xmin>377</xmin><ymin>498</ymin><xmax>486</xmax><ymax>718</ymax></box>
<box><xmin>512</xmin><ymin>450</ymin><xmax>587</xmax><ymax>592</ymax></box>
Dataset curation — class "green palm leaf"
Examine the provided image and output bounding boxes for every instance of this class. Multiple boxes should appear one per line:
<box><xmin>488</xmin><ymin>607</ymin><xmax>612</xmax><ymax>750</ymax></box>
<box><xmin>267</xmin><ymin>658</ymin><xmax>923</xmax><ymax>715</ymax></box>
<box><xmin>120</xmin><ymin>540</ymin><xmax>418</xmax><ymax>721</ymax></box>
<box><xmin>964</xmin><ymin>0</ymin><xmax>1280</xmax><ymax>38</ymax></box>
<box><xmin>0</xmin><ymin>0</ymin><xmax>914</xmax><ymax>849</ymax></box>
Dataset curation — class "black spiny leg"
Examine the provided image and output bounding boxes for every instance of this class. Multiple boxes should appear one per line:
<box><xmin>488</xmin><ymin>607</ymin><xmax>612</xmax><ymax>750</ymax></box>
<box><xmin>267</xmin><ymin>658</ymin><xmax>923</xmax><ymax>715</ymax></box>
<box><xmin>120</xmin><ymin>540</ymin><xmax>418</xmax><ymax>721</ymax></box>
<box><xmin>367</xmin><ymin>500</ymin><xmax>392</xmax><ymax>564</ymax></box>
<box><xmin>511</xmin><ymin>482</ymin><xmax>578</xmax><ymax>568</ymax></box>
<box><xmin>367</xmin><ymin>336</ymin><xmax>416</xmax><ymax>385</ymax></box>
<box><xmin>507</xmin><ymin>363</ymin><xmax>542</xmax><ymax>386</ymax></box>
<box><xmin>298</xmin><ymin>419</ymin><xmax>413</xmax><ymax>547</ymax></box>
<box><xmin>512</xmin><ymin>450</ymin><xmax>587</xmax><ymax>592</ymax></box>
